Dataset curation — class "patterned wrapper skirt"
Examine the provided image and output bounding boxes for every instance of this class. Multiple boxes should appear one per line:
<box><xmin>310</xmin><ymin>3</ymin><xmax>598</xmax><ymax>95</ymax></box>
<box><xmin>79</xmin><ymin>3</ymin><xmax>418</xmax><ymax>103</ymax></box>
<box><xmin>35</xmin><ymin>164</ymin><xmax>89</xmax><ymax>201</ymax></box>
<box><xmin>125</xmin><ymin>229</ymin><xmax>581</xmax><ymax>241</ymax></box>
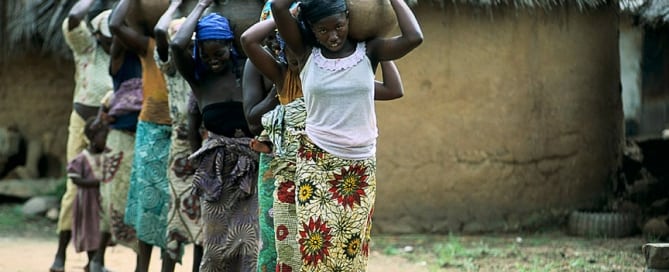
<box><xmin>58</xmin><ymin>111</ymin><xmax>88</xmax><ymax>232</ymax></box>
<box><xmin>124</xmin><ymin>120</ymin><xmax>171</xmax><ymax>248</ymax></box>
<box><xmin>295</xmin><ymin>135</ymin><xmax>376</xmax><ymax>272</ymax></box>
<box><xmin>257</xmin><ymin>153</ymin><xmax>276</xmax><ymax>272</ymax></box>
<box><xmin>262</xmin><ymin>98</ymin><xmax>306</xmax><ymax>272</ymax></box>
<box><xmin>100</xmin><ymin>129</ymin><xmax>138</xmax><ymax>251</ymax></box>
<box><xmin>189</xmin><ymin>134</ymin><xmax>259</xmax><ymax>272</ymax></box>
<box><xmin>165</xmin><ymin>131</ymin><xmax>203</xmax><ymax>261</ymax></box>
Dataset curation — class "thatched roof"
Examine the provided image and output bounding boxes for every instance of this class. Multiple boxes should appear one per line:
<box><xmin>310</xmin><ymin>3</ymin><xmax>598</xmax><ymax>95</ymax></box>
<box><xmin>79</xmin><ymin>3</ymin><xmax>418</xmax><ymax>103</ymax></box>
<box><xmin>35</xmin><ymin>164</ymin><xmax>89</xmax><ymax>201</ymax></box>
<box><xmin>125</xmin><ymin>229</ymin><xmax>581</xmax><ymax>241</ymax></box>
<box><xmin>443</xmin><ymin>0</ymin><xmax>609</xmax><ymax>9</ymax></box>
<box><xmin>632</xmin><ymin>0</ymin><xmax>669</xmax><ymax>25</ymax></box>
<box><xmin>0</xmin><ymin>0</ymin><xmax>618</xmax><ymax>60</ymax></box>
<box><xmin>1</xmin><ymin>0</ymin><xmax>114</xmax><ymax>61</ymax></box>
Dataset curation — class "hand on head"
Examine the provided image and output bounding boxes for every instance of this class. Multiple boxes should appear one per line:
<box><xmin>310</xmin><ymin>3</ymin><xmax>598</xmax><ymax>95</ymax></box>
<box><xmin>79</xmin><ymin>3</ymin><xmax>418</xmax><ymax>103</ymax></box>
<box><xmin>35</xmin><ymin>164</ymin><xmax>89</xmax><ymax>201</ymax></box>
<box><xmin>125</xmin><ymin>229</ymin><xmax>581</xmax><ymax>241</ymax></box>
<box><xmin>198</xmin><ymin>0</ymin><xmax>213</xmax><ymax>7</ymax></box>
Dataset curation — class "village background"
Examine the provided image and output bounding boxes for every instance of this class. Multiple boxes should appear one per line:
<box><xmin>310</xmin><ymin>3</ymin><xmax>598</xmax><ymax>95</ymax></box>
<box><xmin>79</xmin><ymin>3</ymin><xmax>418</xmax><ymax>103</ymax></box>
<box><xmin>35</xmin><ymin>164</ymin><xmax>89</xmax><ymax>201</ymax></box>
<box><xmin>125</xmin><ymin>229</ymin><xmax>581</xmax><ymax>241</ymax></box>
<box><xmin>0</xmin><ymin>0</ymin><xmax>666</xmax><ymax>270</ymax></box>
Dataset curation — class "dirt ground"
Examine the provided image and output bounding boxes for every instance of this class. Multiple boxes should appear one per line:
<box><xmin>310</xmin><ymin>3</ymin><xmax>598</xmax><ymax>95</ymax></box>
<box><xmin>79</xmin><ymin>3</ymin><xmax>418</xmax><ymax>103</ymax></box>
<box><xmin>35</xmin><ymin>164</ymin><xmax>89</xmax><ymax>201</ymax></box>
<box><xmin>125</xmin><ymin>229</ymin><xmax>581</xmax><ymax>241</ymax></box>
<box><xmin>0</xmin><ymin>233</ymin><xmax>649</xmax><ymax>272</ymax></box>
<box><xmin>0</xmin><ymin>237</ymin><xmax>427</xmax><ymax>272</ymax></box>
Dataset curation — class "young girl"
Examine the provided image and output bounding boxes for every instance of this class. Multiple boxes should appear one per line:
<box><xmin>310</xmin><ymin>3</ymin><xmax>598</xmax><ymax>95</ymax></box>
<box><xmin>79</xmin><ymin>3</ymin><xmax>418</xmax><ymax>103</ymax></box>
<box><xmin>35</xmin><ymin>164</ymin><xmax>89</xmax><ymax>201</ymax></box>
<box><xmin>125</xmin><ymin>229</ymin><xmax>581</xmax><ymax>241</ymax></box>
<box><xmin>271</xmin><ymin>0</ymin><xmax>422</xmax><ymax>270</ymax></box>
<box><xmin>68</xmin><ymin>118</ymin><xmax>109</xmax><ymax>271</ymax></box>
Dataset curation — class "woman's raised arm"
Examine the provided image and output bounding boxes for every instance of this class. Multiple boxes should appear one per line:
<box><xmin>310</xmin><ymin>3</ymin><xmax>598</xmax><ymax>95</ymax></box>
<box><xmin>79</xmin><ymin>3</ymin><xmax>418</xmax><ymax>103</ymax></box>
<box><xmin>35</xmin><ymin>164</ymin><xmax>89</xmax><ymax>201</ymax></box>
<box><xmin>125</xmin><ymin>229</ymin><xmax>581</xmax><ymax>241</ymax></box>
<box><xmin>271</xmin><ymin>0</ymin><xmax>307</xmax><ymax>57</ymax></box>
<box><xmin>170</xmin><ymin>0</ymin><xmax>212</xmax><ymax>83</ymax></box>
<box><xmin>109</xmin><ymin>0</ymin><xmax>150</xmax><ymax>57</ymax></box>
<box><xmin>368</xmin><ymin>0</ymin><xmax>423</xmax><ymax>62</ymax></box>
<box><xmin>155</xmin><ymin>0</ymin><xmax>182</xmax><ymax>62</ymax></box>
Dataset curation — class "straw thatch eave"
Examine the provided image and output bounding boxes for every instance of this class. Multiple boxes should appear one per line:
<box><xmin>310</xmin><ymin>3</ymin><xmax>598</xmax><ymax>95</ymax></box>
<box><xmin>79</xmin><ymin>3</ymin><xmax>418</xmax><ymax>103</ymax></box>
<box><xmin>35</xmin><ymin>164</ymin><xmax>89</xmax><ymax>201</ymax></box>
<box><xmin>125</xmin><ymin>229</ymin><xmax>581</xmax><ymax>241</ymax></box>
<box><xmin>1</xmin><ymin>0</ymin><xmax>617</xmax><ymax>60</ymax></box>
<box><xmin>1</xmin><ymin>0</ymin><xmax>114</xmax><ymax>62</ymax></box>
<box><xmin>420</xmin><ymin>0</ymin><xmax>611</xmax><ymax>10</ymax></box>
<box><xmin>637</xmin><ymin>0</ymin><xmax>669</xmax><ymax>25</ymax></box>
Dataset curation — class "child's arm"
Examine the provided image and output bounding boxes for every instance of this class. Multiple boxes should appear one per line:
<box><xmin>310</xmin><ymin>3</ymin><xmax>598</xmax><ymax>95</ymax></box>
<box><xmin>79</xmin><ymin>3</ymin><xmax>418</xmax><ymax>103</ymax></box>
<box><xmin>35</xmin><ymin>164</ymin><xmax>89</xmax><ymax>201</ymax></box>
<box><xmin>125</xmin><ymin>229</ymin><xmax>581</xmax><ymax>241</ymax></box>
<box><xmin>71</xmin><ymin>177</ymin><xmax>101</xmax><ymax>188</ymax></box>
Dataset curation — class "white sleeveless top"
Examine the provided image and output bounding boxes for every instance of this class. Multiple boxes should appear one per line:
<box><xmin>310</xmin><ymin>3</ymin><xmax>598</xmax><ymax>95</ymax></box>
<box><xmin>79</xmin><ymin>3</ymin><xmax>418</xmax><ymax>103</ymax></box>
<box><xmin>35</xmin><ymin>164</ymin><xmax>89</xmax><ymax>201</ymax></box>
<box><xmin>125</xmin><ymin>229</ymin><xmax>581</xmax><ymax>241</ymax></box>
<box><xmin>300</xmin><ymin>42</ymin><xmax>377</xmax><ymax>160</ymax></box>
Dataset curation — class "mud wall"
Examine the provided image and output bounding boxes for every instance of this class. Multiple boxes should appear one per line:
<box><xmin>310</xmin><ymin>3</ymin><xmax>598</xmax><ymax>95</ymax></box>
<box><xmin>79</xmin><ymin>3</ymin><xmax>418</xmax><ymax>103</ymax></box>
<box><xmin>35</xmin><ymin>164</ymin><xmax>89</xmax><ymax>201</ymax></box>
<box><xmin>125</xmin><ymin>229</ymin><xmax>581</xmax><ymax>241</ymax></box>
<box><xmin>0</xmin><ymin>1</ymin><xmax>623</xmax><ymax>234</ymax></box>
<box><xmin>373</xmin><ymin>1</ymin><xmax>623</xmax><ymax>233</ymax></box>
<box><xmin>0</xmin><ymin>56</ymin><xmax>74</xmax><ymax>173</ymax></box>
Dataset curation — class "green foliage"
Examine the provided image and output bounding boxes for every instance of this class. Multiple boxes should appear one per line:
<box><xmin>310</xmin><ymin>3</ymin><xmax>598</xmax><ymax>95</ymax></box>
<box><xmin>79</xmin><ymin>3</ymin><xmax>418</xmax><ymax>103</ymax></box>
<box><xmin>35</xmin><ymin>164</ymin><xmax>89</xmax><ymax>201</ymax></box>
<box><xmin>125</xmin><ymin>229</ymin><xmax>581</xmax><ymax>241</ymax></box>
<box><xmin>372</xmin><ymin>232</ymin><xmax>644</xmax><ymax>271</ymax></box>
<box><xmin>0</xmin><ymin>204</ymin><xmax>56</xmax><ymax>239</ymax></box>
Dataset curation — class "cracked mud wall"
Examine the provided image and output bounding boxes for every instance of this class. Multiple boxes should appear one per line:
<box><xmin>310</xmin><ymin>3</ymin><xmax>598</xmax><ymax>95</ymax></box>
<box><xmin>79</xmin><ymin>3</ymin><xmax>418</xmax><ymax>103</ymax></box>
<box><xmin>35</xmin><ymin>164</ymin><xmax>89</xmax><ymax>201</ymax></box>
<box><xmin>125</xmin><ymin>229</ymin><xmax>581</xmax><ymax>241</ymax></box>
<box><xmin>373</xmin><ymin>2</ymin><xmax>623</xmax><ymax>233</ymax></box>
<box><xmin>0</xmin><ymin>2</ymin><xmax>623</xmax><ymax>234</ymax></box>
<box><xmin>0</xmin><ymin>56</ymin><xmax>74</xmax><ymax>170</ymax></box>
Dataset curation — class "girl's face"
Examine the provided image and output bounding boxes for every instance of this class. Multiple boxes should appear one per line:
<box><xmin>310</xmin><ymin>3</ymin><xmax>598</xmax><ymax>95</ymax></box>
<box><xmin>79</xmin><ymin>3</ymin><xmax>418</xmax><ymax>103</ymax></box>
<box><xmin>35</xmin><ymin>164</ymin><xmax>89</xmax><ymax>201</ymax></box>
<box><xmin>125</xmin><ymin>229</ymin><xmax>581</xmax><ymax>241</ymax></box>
<box><xmin>199</xmin><ymin>40</ymin><xmax>231</xmax><ymax>73</ymax></box>
<box><xmin>91</xmin><ymin>127</ymin><xmax>108</xmax><ymax>151</ymax></box>
<box><xmin>310</xmin><ymin>12</ymin><xmax>349</xmax><ymax>52</ymax></box>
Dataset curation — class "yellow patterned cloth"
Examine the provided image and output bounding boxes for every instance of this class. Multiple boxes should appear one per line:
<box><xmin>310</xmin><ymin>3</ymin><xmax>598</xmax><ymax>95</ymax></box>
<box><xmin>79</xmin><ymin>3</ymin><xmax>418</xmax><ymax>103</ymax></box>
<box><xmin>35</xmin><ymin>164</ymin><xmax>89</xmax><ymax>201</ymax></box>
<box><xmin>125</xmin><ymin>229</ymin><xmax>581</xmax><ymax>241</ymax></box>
<box><xmin>99</xmin><ymin>129</ymin><xmax>138</xmax><ymax>252</ymax></box>
<box><xmin>57</xmin><ymin>111</ymin><xmax>89</xmax><ymax>232</ymax></box>
<box><xmin>61</xmin><ymin>18</ymin><xmax>112</xmax><ymax>107</ymax></box>
<box><xmin>294</xmin><ymin>135</ymin><xmax>376</xmax><ymax>272</ymax></box>
<box><xmin>263</xmin><ymin>98</ymin><xmax>306</xmax><ymax>272</ymax></box>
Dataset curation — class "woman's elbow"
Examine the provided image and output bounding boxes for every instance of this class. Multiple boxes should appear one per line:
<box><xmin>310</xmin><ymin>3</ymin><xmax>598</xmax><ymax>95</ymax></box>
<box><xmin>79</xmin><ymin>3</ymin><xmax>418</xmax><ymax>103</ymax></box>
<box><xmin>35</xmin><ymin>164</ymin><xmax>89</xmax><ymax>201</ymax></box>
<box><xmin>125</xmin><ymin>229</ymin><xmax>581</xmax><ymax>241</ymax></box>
<box><xmin>155</xmin><ymin>28</ymin><xmax>167</xmax><ymax>39</ymax></box>
<box><xmin>170</xmin><ymin>41</ymin><xmax>184</xmax><ymax>51</ymax></box>
<box><xmin>108</xmin><ymin>22</ymin><xmax>122</xmax><ymax>35</ymax></box>
<box><xmin>408</xmin><ymin>32</ymin><xmax>424</xmax><ymax>48</ymax></box>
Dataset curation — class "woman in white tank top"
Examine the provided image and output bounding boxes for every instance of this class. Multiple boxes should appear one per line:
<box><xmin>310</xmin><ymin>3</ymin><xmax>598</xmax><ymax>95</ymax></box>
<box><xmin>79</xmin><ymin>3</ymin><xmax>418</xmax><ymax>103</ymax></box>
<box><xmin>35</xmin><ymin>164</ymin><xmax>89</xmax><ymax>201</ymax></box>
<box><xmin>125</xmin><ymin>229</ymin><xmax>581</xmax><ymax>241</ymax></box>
<box><xmin>270</xmin><ymin>0</ymin><xmax>423</xmax><ymax>271</ymax></box>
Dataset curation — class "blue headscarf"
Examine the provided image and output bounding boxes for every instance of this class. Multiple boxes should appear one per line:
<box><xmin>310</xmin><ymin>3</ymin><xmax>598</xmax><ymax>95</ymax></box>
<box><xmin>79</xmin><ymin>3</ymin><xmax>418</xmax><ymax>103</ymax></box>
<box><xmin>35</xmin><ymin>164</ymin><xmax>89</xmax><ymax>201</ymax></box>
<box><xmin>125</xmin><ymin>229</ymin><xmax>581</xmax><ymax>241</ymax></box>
<box><xmin>193</xmin><ymin>13</ymin><xmax>238</xmax><ymax>80</ymax></box>
<box><xmin>196</xmin><ymin>13</ymin><xmax>234</xmax><ymax>41</ymax></box>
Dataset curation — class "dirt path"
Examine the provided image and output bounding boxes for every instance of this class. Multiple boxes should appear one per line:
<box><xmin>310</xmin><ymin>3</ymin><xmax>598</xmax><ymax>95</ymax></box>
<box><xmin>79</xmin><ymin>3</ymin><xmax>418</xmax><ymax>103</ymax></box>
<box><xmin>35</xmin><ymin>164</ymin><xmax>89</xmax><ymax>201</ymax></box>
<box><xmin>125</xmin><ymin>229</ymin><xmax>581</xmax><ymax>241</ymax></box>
<box><xmin>0</xmin><ymin>237</ymin><xmax>428</xmax><ymax>272</ymax></box>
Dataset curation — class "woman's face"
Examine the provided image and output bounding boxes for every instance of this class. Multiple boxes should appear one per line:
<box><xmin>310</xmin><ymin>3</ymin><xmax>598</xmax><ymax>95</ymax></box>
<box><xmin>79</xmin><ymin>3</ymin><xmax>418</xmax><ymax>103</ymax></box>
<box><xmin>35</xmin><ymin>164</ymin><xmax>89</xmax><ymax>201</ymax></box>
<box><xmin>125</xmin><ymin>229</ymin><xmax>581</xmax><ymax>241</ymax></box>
<box><xmin>310</xmin><ymin>12</ymin><xmax>349</xmax><ymax>52</ymax></box>
<box><xmin>199</xmin><ymin>40</ymin><xmax>231</xmax><ymax>73</ymax></box>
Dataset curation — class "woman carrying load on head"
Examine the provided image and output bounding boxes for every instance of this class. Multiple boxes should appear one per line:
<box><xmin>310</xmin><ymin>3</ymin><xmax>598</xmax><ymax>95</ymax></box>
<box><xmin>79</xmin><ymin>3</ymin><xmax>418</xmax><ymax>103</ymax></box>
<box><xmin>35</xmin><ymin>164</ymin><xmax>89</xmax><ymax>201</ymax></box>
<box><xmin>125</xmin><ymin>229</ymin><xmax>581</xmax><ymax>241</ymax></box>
<box><xmin>154</xmin><ymin>0</ymin><xmax>204</xmax><ymax>271</ymax></box>
<box><xmin>242</xmin><ymin>5</ymin><xmax>406</xmax><ymax>271</ymax></box>
<box><xmin>270</xmin><ymin>0</ymin><xmax>422</xmax><ymax>270</ymax></box>
<box><xmin>171</xmin><ymin>0</ymin><xmax>258</xmax><ymax>271</ymax></box>
<box><xmin>108</xmin><ymin>0</ymin><xmax>174</xmax><ymax>271</ymax></box>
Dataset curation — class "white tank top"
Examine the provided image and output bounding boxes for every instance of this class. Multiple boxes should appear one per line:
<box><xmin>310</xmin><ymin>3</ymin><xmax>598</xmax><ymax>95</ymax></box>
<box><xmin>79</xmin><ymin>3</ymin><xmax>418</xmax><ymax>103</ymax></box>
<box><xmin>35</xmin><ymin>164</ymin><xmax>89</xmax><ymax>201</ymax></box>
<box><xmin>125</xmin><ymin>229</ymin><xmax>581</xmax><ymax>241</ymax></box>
<box><xmin>300</xmin><ymin>42</ymin><xmax>377</xmax><ymax>160</ymax></box>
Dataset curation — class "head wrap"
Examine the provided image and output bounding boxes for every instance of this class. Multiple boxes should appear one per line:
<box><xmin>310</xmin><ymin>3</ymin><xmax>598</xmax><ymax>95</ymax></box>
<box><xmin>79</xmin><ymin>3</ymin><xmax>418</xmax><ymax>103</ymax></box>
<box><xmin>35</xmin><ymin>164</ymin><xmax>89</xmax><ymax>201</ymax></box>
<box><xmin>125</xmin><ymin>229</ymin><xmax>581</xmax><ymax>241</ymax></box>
<box><xmin>300</xmin><ymin>0</ymin><xmax>347</xmax><ymax>25</ymax></box>
<box><xmin>193</xmin><ymin>13</ymin><xmax>237</xmax><ymax>80</ymax></box>
<box><xmin>91</xmin><ymin>9</ymin><xmax>112</xmax><ymax>38</ymax></box>
<box><xmin>260</xmin><ymin>1</ymin><xmax>273</xmax><ymax>21</ymax></box>
<box><xmin>196</xmin><ymin>13</ymin><xmax>234</xmax><ymax>41</ymax></box>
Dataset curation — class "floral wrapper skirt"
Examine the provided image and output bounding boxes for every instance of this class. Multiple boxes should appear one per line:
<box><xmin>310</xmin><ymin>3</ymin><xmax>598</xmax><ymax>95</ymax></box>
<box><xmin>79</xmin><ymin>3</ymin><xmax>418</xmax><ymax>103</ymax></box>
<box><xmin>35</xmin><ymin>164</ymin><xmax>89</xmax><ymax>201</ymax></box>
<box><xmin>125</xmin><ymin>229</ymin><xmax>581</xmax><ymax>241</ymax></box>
<box><xmin>294</xmin><ymin>135</ymin><xmax>376</xmax><ymax>272</ymax></box>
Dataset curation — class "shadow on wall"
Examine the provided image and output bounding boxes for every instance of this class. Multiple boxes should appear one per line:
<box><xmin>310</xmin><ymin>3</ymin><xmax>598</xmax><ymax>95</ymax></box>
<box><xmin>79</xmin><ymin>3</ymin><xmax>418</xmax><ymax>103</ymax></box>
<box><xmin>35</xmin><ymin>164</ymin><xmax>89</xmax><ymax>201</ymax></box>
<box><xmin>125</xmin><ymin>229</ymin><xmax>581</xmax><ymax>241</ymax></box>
<box><xmin>0</xmin><ymin>126</ymin><xmax>62</xmax><ymax>180</ymax></box>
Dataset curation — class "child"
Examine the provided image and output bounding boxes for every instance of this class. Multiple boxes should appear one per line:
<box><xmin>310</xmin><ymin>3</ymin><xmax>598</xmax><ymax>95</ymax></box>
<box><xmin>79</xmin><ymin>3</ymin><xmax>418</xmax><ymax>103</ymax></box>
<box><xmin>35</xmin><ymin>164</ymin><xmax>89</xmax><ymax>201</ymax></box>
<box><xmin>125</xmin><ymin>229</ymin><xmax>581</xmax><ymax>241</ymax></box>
<box><xmin>68</xmin><ymin>117</ymin><xmax>109</xmax><ymax>269</ymax></box>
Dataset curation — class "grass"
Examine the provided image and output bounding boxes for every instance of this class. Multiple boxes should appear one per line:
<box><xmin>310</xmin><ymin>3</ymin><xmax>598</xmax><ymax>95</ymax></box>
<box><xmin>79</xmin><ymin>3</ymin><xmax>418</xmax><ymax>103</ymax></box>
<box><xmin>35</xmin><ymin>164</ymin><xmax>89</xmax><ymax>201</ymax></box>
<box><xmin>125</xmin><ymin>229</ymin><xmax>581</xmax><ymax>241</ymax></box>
<box><xmin>0</xmin><ymin>203</ymin><xmax>57</xmax><ymax>239</ymax></box>
<box><xmin>371</xmin><ymin>231</ymin><xmax>646</xmax><ymax>271</ymax></box>
<box><xmin>0</xmin><ymin>201</ymin><xmax>650</xmax><ymax>271</ymax></box>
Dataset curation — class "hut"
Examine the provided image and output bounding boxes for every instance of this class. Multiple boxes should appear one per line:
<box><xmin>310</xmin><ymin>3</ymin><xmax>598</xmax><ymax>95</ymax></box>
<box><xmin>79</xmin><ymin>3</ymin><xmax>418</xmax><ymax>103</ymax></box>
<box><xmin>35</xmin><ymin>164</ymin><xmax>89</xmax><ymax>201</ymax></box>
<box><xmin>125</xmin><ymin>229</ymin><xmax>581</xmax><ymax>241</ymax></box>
<box><xmin>619</xmin><ymin>0</ymin><xmax>669</xmax><ymax>138</ymax></box>
<box><xmin>1</xmin><ymin>0</ymin><xmax>624</xmax><ymax>233</ymax></box>
<box><xmin>373</xmin><ymin>0</ymin><xmax>622</xmax><ymax>233</ymax></box>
